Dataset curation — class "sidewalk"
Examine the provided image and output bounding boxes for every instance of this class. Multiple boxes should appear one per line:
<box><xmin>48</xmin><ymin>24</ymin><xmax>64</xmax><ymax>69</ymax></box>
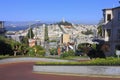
<box><xmin>0</xmin><ymin>57</ymin><xmax>72</xmax><ymax>64</ymax></box>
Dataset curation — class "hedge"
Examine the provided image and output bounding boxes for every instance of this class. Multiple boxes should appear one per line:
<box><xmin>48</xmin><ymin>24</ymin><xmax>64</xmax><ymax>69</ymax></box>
<box><xmin>35</xmin><ymin>57</ymin><xmax>120</xmax><ymax>66</ymax></box>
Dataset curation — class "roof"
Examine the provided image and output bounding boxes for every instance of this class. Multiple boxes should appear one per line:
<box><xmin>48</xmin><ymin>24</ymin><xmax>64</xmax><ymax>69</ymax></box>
<box><xmin>113</xmin><ymin>6</ymin><xmax>120</xmax><ymax>9</ymax></box>
<box><xmin>103</xmin><ymin>6</ymin><xmax>120</xmax><ymax>11</ymax></box>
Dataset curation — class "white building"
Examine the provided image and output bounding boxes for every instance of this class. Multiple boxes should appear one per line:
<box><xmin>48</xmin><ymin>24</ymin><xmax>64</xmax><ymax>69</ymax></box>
<box><xmin>102</xmin><ymin>6</ymin><xmax>120</xmax><ymax>56</ymax></box>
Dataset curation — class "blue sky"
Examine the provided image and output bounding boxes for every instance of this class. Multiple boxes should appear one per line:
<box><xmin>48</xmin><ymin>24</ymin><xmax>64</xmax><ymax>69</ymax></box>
<box><xmin>0</xmin><ymin>0</ymin><xmax>120</xmax><ymax>24</ymax></box>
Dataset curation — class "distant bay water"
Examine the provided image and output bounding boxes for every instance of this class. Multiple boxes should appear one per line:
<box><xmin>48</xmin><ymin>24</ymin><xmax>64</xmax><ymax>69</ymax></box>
<box><xmin>5</xmin><ymin>26</ymin><xmax>28</xmax><ymax>31</ymax></box>
<box><xmin>4</xmin><ymin>21</ymin><xmax>44</xmax><ymax>31</ymax></box>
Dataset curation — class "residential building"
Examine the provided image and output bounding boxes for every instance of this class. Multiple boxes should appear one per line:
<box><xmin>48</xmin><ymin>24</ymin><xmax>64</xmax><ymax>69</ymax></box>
<box><xmin>61</xmin><ymin>34</ymin><xmax>70</xmax><ymax>44</ymax></box>
<box><xmin>0</xmin><ymin>21</ymin><xmax>5</xmax><ymax>35</ymax></box>
<box><xmin>28</xmin><ymin>39</ymin><xmax>36</xmax><ymax>47</ymax></box>
<box><xmin>102</xmin><ymin>6</ymin><xmax>120</xmax><ymax>56</ymax></box>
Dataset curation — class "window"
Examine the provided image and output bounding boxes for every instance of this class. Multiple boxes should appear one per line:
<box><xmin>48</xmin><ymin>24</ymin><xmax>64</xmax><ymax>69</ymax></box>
<box><xmin>115</xmin><ymin>45</ymin><xmax>120</xmax><ymax>50</ymax></box>
<box><xmin>118</xmin><ymin>12</ymin><xmax>120</xmax><ymax>21</ymax></box>
<box><xmin>117</xmin><ymin>29</ymin><xmax>120</xmax><ymax>39</ymax></box>
<box><xmin>107</xmin><ymin>14</ymin><xmax>111</xmax><ymax>21</ymax></box>
<box><xmin>107</xmin><ymin>29</ymin><xmax>111</xmax><ymax>37</ymax></box>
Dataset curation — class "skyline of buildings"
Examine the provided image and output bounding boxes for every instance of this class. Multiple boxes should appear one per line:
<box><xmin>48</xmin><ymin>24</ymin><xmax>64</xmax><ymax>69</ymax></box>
<box><xmin>5</xmin><ymin>22</ymin><xmax>98</xmax><ymax>51</ymax></box>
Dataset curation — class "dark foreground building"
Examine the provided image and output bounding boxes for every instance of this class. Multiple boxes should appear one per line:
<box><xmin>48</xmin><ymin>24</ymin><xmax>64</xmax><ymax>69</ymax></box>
<box><xmin>0</xmin><ymin>21</ymin><xmax>6</xmax><ymax>35</ymax></box>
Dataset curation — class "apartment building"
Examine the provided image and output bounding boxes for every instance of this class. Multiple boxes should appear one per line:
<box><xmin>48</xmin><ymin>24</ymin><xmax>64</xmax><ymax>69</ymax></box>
<box><xmin>102</xmin><ymin>6</ymin><xmax>120</xmax><ymax>56</ymax></box>
<box><xmin>0</xmin><ymin>21</ymin><xmax>5</xmax><ymax>35</ymax></box>
<box><xmin>61</xmin><ymin>34</ymin><xmax>70</xmax><ymax>44</ymax></box>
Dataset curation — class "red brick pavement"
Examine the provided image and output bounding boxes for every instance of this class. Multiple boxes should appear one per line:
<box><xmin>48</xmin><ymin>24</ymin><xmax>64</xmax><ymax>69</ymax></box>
<box><xmin>0</xmin><ymin>62</ymin><xmax>119</xmax><ymax>80</ymax></box>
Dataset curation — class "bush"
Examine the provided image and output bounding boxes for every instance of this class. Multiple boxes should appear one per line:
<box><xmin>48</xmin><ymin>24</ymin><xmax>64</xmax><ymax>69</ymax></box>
<box><xmin>80</xmin><ymin>57</ymin><xmax>120</xmax><ymax>66</ymax></box>
<box><xmin>60</xmin><ymin>50</ymin><xmax>75</xmax><ymax>58</ymax></box>
<box><xmin>36</xmin><ymin>57</ymin><xmax>120</xmax><ymax>66</ymax></box>
<box><xmin>49</xmin><ymin>48</ymin><xmax>57</xmax><ymax>55</ymax></box>
<box><xmin>0</xmin><ymin>55</ymin><xmax>9</xmax><ymax>59</ymax></box>
<box><xmin>32</xmin><ymin>45</ymin><xmax>45</xmax><ymax>56</ymax></box>
<box><xmin>19</xmin><ymin>44</ymin><xmax>29</xmax><ymax>55</ymax></box>
<box><xmin>91</xmin><ymin>44</ymin><xmax>96</xmax><ymax>50</ymax></box>
<box><xmin>27</xmin><ymin>47</ymin><xmax>35</xmax><ymax>56</ymax></box>
<box><xmin>37</xmin><ymin>50</ymin><xmax>45</xmax><ymax>56</ymax></box>
<box><xmin>77</xmin><ymin>43</ymin><xmax>90</xmax><ymax>54</ymax></box>
<box><xmin>68</xmin><ymin>50</ymin><xmax>75</xmax><ymax>56</ymax></box>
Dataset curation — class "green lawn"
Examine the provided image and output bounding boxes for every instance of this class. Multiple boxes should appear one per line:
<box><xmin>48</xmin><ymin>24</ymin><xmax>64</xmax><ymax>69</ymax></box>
<box><xmin>0</xmin><ymin>55</ymin><xmax>9</xmax><ymax>59</ymax></box>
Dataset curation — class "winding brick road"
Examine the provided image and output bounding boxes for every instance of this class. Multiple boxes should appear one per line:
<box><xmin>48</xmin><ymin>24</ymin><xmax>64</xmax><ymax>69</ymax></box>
<box><xmin>0</xmin><ymin>62</ymin><xmax>120</xmax><ymax>80</ymax></box>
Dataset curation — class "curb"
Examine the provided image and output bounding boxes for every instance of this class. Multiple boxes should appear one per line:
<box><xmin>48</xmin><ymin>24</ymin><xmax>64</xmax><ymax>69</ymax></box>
<box><xmin>33</xmin><ymin>72</ymin><xmax>120</xmax><ymax>78</ymax></box>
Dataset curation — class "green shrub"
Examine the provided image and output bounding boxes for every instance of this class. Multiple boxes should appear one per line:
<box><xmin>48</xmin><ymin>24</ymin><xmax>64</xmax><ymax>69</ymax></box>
<box><xmin>80</xmin><ymin>57</ymin><xmax>120</xmax><ymax>66</ymax></box>
<box><xmin>49</xmin><ymin>48</ymin><xmax>57</xmax><ymax>55</ymax></box>
<box><xmin>92</xmin><ymin>44</ymin><xmax>96</xmax><ymax>50</ymax></box>
<box><xmin>37</xmin><ymin>50</ymin><xmax>45</xmax><ymax>56</ymax></box>
<box><xmin>60</xmin><ymin>50</ymin><xmax>75</xmax><ymax>58</ymax></box>
<box><xmin>68</xmin><ymin>50</ymin><xmax>75</xmax><ymax>56</ymax></box>
<box><xmin>36</xmin><ymin>57</ymin><xmax>120</xmax><ymax>66</ymax></box>
<box><xmin>27</xmin><ymin>47</ymin><xmax>35</xmax><ymax>56</ymax></box>
<box><xmin>60</xmin><ymin>52</ymin><xmax>69</xmax><ymax>58</ymax></box>
<box><xmin>49</xmin><ymin>40</ymin><xmax>57</xmax><ymax>42</ymax></box>
<box><xmin>32</xmin><ymin>45</ymin><xmax>45</xmax><ymax>56</ymax></box>
<box><xmin>0</xmin><ymin>55</ymin><xmax>9</xmax><ymax>59</ymax></box>
<box><xmin>77</xmin><ymin>43</ymin><xmax>90</xmax><ymax>54</ymax></box>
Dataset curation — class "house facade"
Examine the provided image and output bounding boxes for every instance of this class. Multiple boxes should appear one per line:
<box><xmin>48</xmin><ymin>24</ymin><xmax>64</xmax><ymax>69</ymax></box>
<box><xmin>61</xmin><ymin>34</ymin><xmax>70</xmax><ymax>44</ymax></box>
<box><xmin>102</xmin><ymin>6</ymin><xmax>120</xmax><ymax>56</ymax></box>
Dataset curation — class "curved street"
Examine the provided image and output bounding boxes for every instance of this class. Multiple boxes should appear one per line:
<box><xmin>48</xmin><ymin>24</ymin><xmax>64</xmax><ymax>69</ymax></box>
<box><xmin>0</xmin><ymin>57</ymin><xmax>71</xmax><ymax>64</ymax></box>
<box><xmin>0</xmin><ymin>58</ymin><xmax>120</xmax><ymax>80</ymax></box>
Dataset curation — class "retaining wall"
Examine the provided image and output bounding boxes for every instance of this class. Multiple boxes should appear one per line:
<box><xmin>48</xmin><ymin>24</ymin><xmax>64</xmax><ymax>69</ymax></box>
<box><xmin>33</xmin><ymin>65</ymin><xmax>120</xmax><ymax>76</ymax></box>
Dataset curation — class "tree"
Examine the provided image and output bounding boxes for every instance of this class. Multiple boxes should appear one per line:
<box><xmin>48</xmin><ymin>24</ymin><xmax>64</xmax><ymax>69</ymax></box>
<box><xmin>44</xmin><ymin>26</ymin><xmax>49</xmax><ymax>42</ymax></box>
<box><xmin>57</xmin><ymin>21</ymin><xmax>72</xmax><ymax>26</ymax></box>
<box><xmin>97</xmin><ymin>25</ymin><xmax>102</xmax><ymax>37</ymax></box>
<box><xmin>11</xmin><ymin>42</ymin><xmax>22</xmax><ymax>56</ymax></box>
<box><xmin>16</xmin><ymin>43</ymin><xmax>28</xmax><ymax>56</ymax></box>
<box><xmin>0</xmin><ymin>36</ymin><xmax>30</xmax><ymax>56</ymax></box>
<box><xmin>97</xmin><ymin>18</ymin><xmax>104</xmax><ymax>37</ymax></box>
<box><xmin>0</xmin><ymin>40</ymin><xmax>13</xmax><ymax>55</ymax></box>
<box><xmin>21</xmin><ymin>36</ymin><xmax>29</xmax><ymax>45</ymax></box>
<box><xmin>0</xmin><ymin>36</ymin><xmax>19</xmax><ymax>56</ymax></box>
<box><xmin>27</xmin><ymin>28</ymin><xmax>34</xmax><ymax>39</ymax></box>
